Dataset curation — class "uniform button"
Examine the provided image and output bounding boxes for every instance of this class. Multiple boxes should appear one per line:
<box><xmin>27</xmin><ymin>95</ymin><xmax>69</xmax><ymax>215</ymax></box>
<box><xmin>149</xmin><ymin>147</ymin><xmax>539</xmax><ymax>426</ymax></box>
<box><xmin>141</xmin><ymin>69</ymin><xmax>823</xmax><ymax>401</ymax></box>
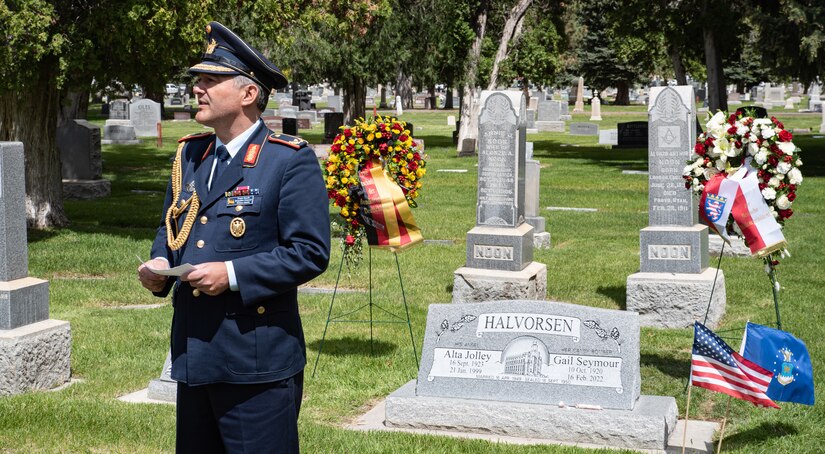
<box><xmin>257</xmin><ymin>306</ymin><xmax>266</xmax><ymax>315</ymax></box>
<box><xmin>192</xmin><ymin>289</ymin><xmax>201</xmax><ymax>297</ymax></box>
<box><xmin>196</xmin><ymin>239</ymin><xmax>205</xmax><ymax>248</ymax></box>
<box><xmin>235</xmin><ymin>205</ymin><xmax>243</xmax><ymax>212</ymax></box>
<box><xmin>200</xmin><ymin>216</ymin><xmax>208</xmax><ymax>224</ymax></box>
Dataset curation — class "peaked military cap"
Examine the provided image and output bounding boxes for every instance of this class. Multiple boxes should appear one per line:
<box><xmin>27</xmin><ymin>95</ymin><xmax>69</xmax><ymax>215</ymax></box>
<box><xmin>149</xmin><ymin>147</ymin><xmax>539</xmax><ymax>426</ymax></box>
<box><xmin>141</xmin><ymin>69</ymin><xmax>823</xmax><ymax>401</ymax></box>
<box><xmin>189</xmin><ymin>21</ymin><xmax>288</xmax><ymax>92</ymax></box>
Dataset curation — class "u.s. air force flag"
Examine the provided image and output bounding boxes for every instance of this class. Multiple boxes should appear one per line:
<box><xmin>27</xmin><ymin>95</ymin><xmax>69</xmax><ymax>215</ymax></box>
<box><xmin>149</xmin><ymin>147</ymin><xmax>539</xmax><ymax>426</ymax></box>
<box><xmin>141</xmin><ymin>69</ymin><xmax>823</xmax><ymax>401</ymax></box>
<box><xmin>741</xmin><ymin>322</ymin><xmax>814</xmax><ymax>405</ymax></box>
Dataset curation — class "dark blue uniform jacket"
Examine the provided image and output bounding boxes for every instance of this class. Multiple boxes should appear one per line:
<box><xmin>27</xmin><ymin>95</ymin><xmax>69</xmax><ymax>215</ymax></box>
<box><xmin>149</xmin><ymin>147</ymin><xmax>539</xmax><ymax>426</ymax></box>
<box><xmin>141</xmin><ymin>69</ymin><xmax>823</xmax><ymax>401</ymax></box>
<box><xmin>150</xmin><ymin>122</ymin><xmax>330</xmax><ymax>385</ymax></box>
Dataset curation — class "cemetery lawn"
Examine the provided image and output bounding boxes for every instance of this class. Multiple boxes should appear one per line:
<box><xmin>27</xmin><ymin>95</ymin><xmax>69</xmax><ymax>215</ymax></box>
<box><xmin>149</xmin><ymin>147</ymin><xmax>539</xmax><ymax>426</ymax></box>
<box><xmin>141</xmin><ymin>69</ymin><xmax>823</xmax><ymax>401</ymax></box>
<box><xmin>2</xmin><ymin>107</ymin><xmax>823</xmax><ymax>452</ymax></box>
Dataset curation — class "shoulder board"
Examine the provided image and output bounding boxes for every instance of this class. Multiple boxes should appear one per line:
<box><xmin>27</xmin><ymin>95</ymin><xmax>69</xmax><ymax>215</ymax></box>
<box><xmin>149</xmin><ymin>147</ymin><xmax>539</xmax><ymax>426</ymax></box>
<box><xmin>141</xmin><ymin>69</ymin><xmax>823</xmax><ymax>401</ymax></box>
<box><xmin>177</xmin><ymin>132</ymin><xmax>213</xmax><ymax>143</ymax></box>
<box><xmin>268</xmin><ymin>133</ymin><xmax>307</xmax><ymax>149</ymax></box>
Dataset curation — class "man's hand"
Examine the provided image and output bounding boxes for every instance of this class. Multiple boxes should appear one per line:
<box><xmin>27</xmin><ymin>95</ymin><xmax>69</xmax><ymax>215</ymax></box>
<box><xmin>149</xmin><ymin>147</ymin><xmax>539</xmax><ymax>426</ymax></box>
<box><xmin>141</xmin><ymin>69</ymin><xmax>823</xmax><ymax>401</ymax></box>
<box><xmin>138</xmin><ymin>258</ymin><xmax>171</xmax><ymax>293</ymax></box>
<box><xmin>181</xmin><ymin>262</ymin><xmax>230</xmax><ymax>296</ymax></box>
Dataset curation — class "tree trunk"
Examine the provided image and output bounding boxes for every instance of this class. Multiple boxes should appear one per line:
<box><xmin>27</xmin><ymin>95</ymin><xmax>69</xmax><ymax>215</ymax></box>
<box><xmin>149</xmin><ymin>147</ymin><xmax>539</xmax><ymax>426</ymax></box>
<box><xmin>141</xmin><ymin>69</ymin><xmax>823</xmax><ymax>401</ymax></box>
<box><xmin>487</xmin><ymin>0</ymin><xmax>532</xmax><ymax>91</ymax></box>
<box><xmin>521</xmin><ymin>77</ymin><xmax>530</xmax><ymax>103</ymax></box>
<box><xmin>702</xmin><ymin>2</ymin><xmax>727</xmax><ymax>113</ymax></box>
<box><xmin>458</xmin><ymin>1</ymin><xmax>489</xmax><ymax>153</ymax></box>
<box><xmin>668</xmin><ymin>43</ymin><xmax>687</xmax><ymax>86</ymax></box>
<box><xmin>58</xmin><ymin>90</ymin><xmax>90</xmax><ymax>127</ymax></box>
<box><xmin>444</xmin><ymin>84</ymin><xmax>455</xmax><ymax>109</ymax></box>
<box><xmin>0</xmin><ymin>57</ymin><xmax>67</xmax><ymax>228</ymax></box>
<box><xmin>614</xmin><ymin>81</ymin><xmax>630</xmax><ymax>105</ymax></box>
<box><xmin>343</xmin><ymin>76</ymin><xmax>366</xmax><ymax>124</ymax></box>
<box><xmin>427</xmin><ymin>85</ymin><xmax>436</xmax><ymax>109</ymax></box>
<box><xmin>395</xmin><ymin>68</ymin><xmax>413</xmax><ymax>109</ymax></box>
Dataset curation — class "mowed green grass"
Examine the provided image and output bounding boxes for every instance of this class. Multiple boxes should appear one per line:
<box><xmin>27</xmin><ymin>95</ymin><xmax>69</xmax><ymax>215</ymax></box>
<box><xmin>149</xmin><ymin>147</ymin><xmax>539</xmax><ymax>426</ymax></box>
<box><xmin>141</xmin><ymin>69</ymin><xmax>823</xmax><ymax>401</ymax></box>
<box><xmin>1</xmin><ymin>105</ymin><xmax>823</xmax><ymax>452</ymax></box>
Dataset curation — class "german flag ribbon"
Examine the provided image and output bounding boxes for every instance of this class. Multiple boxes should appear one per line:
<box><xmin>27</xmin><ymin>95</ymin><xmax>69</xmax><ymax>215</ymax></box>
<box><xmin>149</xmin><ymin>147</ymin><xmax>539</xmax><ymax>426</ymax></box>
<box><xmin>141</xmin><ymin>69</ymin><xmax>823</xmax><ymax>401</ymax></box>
<box><xmin>357</xmin><ymin>159</ymin><xmax>423</xmax><ymax>251</ymax></box>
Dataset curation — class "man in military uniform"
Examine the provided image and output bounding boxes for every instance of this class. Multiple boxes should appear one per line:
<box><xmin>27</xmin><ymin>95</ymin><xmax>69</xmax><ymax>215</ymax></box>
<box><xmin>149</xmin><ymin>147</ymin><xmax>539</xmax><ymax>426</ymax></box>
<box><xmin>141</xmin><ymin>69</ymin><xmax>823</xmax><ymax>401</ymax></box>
<box><xmin>138</xmin><ymin>21</ymin><xmax>330</xmax><ymax>453</ymax></box>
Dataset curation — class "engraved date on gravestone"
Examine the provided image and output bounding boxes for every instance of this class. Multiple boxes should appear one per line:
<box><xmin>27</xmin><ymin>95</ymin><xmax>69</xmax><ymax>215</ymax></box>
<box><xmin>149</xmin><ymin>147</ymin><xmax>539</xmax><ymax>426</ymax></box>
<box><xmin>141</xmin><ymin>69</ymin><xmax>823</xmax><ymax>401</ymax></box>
<box><xmin>428</xmin><ymin>338</ymin><xmax>622</xmax><ymax>390</ymax></box>
<box><xmin>473</xmin><ymin>245</ymin><xmax>514</xmax><ymax>261</ymax></box>
<box><xmin>648</xmin><ymin>245</ymin><xmax>691</xmax><ymax>260</ymax></box>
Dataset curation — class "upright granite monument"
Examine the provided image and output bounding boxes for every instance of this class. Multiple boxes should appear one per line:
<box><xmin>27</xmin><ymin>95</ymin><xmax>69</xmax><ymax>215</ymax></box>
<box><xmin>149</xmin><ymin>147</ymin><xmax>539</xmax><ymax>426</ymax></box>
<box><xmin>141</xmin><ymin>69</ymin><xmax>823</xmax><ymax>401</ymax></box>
<box><xmin>573</xmin><ymin>77</ymin><xmax>585</xmax><ymax>113</ymax></box>
<box><xmin>57</xmin><ymin>120</ymin><xmax>112</xmax><ymax>200</ymax></box>
<box><xmin>524</xmin><ymin>143</ymin><xmax>550</xmax><ymax>249</ymax></box>
<box><xmin>452</xmin><ymin>91</ymin><xmax>546</xmax><ymax>304</ymax></box>
<box><xmin>626</xmin><ymin>86</ymin><xmax>726</xmax><ymax>328</ymax></box>
<box><xmin>0</xmin><ymin>142</ymin><xmax>71</xmax><ymax>396</ymax></box>
<box><xmin>385</xmin><ymin>300</ymin><xmax>677</xmax><ymax>450</ymax></box>
<box><xmin>128</xmin><ymin>99</ymin><xmax>161</xmax><ymax>137</ymax></box>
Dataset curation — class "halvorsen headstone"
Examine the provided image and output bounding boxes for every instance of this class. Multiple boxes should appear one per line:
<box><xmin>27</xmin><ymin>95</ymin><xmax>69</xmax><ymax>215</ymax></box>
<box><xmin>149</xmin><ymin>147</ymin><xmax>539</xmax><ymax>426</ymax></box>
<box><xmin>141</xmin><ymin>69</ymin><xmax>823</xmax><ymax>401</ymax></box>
<box><xmin>0</xmin><ymin>142</ymin><xmax>71</xmax><ymax>396</ymax></box>
<box><xmin>128</xmin><ymin>99</ymin><xmax>161</xmax><ymax>137</ymax></box>
<box><xmin>626</xmin><ymin>86</ymin><xmax>725</xmax><ymax>328</ymax></box>
<box><xmin>385</xmin><ymin>300</ymin><xmax>677</xmax><ymax>450</ymax></box>
<box><xmin>454</xmin><ymin>91</ymin><xmax>546</xmax><ymax>303</ymax></box>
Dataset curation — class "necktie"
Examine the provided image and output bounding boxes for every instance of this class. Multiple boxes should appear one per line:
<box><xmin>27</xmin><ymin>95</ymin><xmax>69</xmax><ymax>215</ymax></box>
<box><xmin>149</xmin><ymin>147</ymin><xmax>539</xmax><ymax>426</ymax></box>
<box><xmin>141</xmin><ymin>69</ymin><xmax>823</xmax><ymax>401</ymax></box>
<box><xmin>211</xmin><ymin>145</ymin><xmax>230</xmax><ymax>189</ymax></box>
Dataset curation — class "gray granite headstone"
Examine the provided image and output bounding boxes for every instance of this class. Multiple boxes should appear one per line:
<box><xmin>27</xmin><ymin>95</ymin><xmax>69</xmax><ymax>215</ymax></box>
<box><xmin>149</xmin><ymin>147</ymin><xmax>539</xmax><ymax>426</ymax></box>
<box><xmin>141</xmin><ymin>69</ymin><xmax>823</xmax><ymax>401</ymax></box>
<box><xmin>598</xmin><ymin>129</ymin><xmax>618</xmax><ymax>146</ymax></box>
<box><xmin>327</xmin><ymin>95</ymin><xmax>342</xmax><ymax>112</ymax></box>
<box><xmin>0</xmin><ymin>142</ymin><xmax>70</xmax><ymax>395</ymax></box>
<box><xmin>102</xmin><ymin>120</ymin><xmax>139</xmax><ymax>145</ymax></box>
<box><xmin>109</xmin><ymin>99</ymin><xmax>129</xmax><ymax>120</ymax></box>
<box><xmin>627</xmin><ymin>86</ymin><xmax>724</xmax><ymax>328</ymax></box>
<box><xmin>57</xmin><ymin>120</ymin><xmax>102</xmax><ymax>180</ymax></box>
<box><xmin>147</xmin><ymin>351</ymin><xmax>177</xmax><ymax>402</ymax></box>
<box><xmin>524</xmin><ymin>156</ymin><xmax>550</xmax><ymax>249</ymax></box>
<box><xmin>128</xmin><ymin>99</ymin><xmax>161</xmax><ymax>137</ymax></box>
<box><xmin>569</xmin><ymin>123</ymin><xmax>599</xmax><ymax>136</ymax></box>
<box><xmin>476</xmin><ymin>92</ymin><xmax>525</xmax><ymax>229</ymax></box>
<box><xmin>647</xmin><ymin>88</ymin><xmax>696</xmax><ymax>227</ymax></box>
<box><xmin>454</xmin><ymin>91</ymin><xmax>546</xmax><ymax>303</ymax></box>
<box><xmin>525</xmin><ymin>109</ymin><xmax>536</xmax><ymax>129</ymax></box>
<box><xmin>416</xmin><ymin>301</ymin><xmax>641</xmax><ymax>410</ymax></box>
<box><xmin>0</xmin><ymin>144</ymin><xmax>30</xmax><ymax>284</ymax></box>
<box><xmin>296</xmin><ymin>110</ymin><xmax>317</xmax><ymax>124</ymax></box>
<box><xmin>279</xmin><ymin>106</ymin><xmax>298</xmax><ymax>118</ymax></box>
<box><xmin>537</xmin><ymin>101</ymin><xmax>559</xmax><ymax>122</ymax></box>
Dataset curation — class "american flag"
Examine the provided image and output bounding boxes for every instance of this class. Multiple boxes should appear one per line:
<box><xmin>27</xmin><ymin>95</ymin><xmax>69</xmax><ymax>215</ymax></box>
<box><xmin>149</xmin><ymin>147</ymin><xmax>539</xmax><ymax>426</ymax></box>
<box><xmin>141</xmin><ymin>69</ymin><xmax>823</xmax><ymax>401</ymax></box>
<box><xmin>690</xmin><ymin>322</ymin><xmax>779</xmax><ymax>408</ymax></box>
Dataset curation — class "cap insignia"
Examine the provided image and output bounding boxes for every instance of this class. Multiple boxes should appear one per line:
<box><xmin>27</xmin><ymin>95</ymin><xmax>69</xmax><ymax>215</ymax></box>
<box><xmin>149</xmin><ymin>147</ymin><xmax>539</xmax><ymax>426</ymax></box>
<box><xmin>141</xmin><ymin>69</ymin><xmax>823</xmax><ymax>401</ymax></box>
<box><xmin>205</xmin><ymin>38</ymin><xmax>218</xmax><ymax>55</ymax></box>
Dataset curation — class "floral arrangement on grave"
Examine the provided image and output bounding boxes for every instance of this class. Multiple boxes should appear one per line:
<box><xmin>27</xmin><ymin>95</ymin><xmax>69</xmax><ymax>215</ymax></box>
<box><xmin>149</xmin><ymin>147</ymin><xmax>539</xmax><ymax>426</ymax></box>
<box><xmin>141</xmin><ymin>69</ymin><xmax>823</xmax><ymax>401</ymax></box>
<box><xmin>323</xmin><ymin>115</ymin><xmax>426</xmax><ymax>267</ymax></box>
<box><xmin>683</xmin><ymin>109</ymin><xmax>802</xmax><ymax>261</ymax></box>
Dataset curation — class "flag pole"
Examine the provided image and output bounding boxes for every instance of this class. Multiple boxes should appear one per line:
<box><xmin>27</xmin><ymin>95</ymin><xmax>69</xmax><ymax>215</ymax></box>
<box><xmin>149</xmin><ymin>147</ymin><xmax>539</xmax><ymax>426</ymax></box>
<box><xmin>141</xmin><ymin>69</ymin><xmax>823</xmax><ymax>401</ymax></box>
<box><xmin>716</xmin><ymin>396</ymin><xmax>732</xmax><ymax>453</ymax></box>
<box><xmin>764</xmin><ymin>253</ymin><xmax>782</xmax><ymax>330</ymax></box>
<box><xmin>682</xmin><ymin>384</ymin><xmax>693</xmax><ymax>454</ymax></box>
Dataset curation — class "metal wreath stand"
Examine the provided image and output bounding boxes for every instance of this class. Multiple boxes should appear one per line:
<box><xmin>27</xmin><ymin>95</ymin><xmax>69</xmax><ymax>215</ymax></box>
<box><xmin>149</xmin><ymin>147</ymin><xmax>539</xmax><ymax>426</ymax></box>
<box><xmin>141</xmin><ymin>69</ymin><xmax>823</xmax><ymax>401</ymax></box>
<box><xmin>312</xmin><ymin>247</ymin><xmax>419</xmax><ymax>378</ymax></box>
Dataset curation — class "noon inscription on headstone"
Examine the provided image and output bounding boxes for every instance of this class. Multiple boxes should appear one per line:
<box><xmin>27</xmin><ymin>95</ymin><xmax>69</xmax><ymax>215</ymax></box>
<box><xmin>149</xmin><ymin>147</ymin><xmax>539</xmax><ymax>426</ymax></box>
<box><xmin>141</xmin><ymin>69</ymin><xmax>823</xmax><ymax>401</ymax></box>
<box><xmin>476</xmin><ymin>93</ymin><xmax>524</xmax><ymax>227</ymax></box>
<box><xmin>416</xmin><ymin>300</ymin><xmax>641</xmax><ymax>410</ymax></box>
<box><xmin>647</xmin><ymin>87</ymin><xmax>696</xmax><ymax>226</ymax></box>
